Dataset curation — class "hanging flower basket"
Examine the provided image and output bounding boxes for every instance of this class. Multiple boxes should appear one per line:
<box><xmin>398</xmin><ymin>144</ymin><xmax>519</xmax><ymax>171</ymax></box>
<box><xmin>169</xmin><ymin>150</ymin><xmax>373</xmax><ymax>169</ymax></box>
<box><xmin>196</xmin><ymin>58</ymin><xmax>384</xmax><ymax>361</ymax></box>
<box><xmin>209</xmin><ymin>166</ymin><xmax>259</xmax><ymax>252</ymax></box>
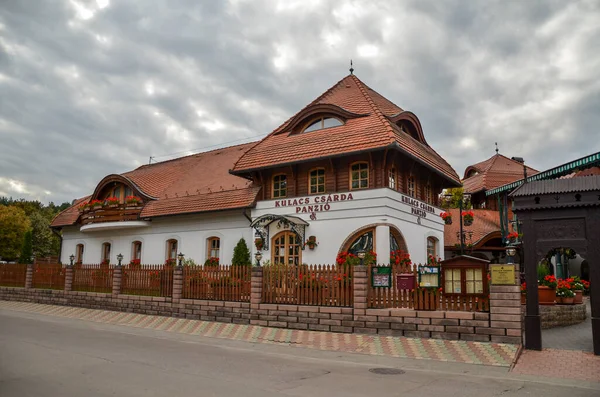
<box><xmin>304</xmin><ymin>236</ymin><xmax>318</xmax><ymax>250</ymax></box>
<box><xmin>462</xmin><ymin>210</ymin><xmax>474</xmax><ymax>226</ymax></box>
<box><xmin>506</xmin><ymin>231</ymin><xmax>519</xmax><ymax>243</ymax></box>
<box><xmin>440</xmin><ymin>212</ymin><xmax>452</xmax><ymax>225</ymax></box>
<box><xmin>254</xmin><ymin>237</ymin><xmax>264</xmax><ymax>251</ymax></box>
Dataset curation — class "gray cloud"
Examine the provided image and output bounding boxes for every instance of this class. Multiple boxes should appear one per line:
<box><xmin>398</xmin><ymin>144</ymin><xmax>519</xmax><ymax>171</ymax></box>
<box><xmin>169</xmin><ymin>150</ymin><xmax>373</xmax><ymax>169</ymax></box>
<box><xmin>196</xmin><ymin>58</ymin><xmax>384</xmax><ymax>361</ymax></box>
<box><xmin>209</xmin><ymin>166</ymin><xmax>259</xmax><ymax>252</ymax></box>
<box><xmin>1</xmin><ymin>0</ymin><xmax>599</xmax><ymax>204</ymax></box>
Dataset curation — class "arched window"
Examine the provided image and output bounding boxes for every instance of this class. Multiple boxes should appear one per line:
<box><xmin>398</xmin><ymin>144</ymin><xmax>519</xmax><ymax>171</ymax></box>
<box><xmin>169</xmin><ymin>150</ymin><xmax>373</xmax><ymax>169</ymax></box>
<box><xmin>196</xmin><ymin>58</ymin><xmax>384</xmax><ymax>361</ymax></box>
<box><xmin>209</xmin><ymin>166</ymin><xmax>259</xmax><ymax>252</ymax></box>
<box><xmin>350</xmin><ymin>162</ymin><xmax>369</xmax><ymax>190</ymax></box>
<box><xmin>342</xmin><ymin>226</ymin><xmax>408</xmax><ymax>255</ymax></box>
<box><xmin>101</xmin><ymin>183</ymin><xmax>136</xmax><ymax>204</ymax></box>
<box><xmin>303</xmin><ymin>116</ymin><xmax>343</xmax><ymax>133</ymax></box>
<box><xmin>132</xmin><ymin>241</ymin><xmax>142</xmax><ymax>262</ymax></box>
<box><xmin>427</xmin><ymin>237</ymin><xmax>438</xmax><ymax>258</ymax></box>
<box><xmin>407</xmin><ymin>176</ymin><xmax>416</xmax><ymax>198</ymax></box>
<box><xmin>388</xmin><ymin>168</ymin><xmax>396</xmax><ymax>190</ymax></box>
<box><xmin>272</xmin><ymin>174</ymin><xmax>287</xmax><ymax>198</ymax></box>
<box><xmin>166</xmin><ymin>239</ymin><xmax>178</xmax><ymax>262</ymax></box>
<box><xmin>75</xmin><ymin>244</ymin><xmax>84</xmax><ymax>264</ymax></box>
<box><xmin>309</xmin><ymin>168</ymin><xmax>326</xmax><ymax>194</ymax></box>
<box><xmin>207</xmin><ymin>237</ymin><xmax>220</xmax><ymax>260</ymax></box>
<box><xmin>272</xmin><ymin>231</ymin><xmax>301</xmax><ymax>265</ymax></box>
<box><xmin>101</xmin><ymin>242</ymin><xmax>111</xmax><ymax>264</ymax></box>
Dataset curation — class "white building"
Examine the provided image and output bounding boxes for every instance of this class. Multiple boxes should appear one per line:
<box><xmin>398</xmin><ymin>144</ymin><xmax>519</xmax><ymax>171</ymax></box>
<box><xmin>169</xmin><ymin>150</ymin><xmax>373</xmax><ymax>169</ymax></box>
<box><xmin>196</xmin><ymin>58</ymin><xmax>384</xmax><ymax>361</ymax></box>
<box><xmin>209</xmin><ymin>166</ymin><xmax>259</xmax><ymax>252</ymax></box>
<box><xmin>51</xmin><ymin>74</ymin><xmax>461</xmax><ymax>266</ymax></box>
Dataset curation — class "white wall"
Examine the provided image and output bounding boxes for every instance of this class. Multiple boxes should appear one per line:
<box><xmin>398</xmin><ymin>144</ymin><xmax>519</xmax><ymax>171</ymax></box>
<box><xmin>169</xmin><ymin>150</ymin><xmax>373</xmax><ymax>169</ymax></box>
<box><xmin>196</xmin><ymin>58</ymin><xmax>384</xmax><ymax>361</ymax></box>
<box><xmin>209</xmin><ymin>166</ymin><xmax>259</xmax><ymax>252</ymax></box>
<box><xmin>251</xmin><ymin>188</ymin><xmax>445</xmax><ymax>265</ymax></box>
<box><xmin>61</xmin><ymin>210</ymin><xmax>252</xmax><ymax>265</ymax></box>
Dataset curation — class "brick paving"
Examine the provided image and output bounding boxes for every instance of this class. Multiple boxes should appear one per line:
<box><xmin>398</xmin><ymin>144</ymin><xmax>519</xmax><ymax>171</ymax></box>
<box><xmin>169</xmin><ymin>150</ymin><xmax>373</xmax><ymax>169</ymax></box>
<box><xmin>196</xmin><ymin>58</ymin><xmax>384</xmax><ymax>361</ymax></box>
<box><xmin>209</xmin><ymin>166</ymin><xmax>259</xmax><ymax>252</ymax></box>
<box><xmin>0</xmin><ymin>300</ymin><xmax>518</xmax><ymax>367</ymax></box>
<box><xmin>542</xmin><ymin>300</ymin><xmax>593</xmax><ymax>352</ymax></box>
<box><xmin>512</xmin><ymin>348</ymin><xmax>600</xmax><ymax>383</ymax></box>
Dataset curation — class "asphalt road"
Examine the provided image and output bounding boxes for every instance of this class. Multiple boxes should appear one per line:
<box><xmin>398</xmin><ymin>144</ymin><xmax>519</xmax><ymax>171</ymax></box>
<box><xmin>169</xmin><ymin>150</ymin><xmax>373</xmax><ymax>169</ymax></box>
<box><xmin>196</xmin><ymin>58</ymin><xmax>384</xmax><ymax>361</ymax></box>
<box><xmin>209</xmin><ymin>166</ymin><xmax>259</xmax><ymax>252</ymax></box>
<box><xmin>0</xmin><ymin>308</ymin><xmax>598</xmax><ymax>396</ymax></box>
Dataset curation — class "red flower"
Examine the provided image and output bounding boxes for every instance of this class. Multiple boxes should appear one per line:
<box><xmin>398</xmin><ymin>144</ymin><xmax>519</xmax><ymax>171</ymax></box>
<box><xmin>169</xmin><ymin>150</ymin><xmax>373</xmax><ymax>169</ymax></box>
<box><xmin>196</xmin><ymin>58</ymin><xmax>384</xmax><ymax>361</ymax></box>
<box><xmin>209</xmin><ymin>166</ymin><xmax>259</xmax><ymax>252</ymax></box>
<box><xmin>440</xmin><ymin>212</ymin><xmax>452</xmax><ymax>220</ymax></box>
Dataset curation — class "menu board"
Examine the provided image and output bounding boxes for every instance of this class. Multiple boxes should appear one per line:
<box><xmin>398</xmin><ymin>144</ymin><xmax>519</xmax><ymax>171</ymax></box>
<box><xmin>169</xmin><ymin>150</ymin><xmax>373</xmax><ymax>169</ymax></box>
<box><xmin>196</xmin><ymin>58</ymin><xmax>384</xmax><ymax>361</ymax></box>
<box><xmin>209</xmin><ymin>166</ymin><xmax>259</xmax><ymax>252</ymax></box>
<box><xmin>371</xmin><ymin>266</ymin><xmax>392</xmax><ymax>288</ymax></box>
<box><xmin>490</xmin><ymin>264</ymin><xmax>516</xmax><ymax>285</ymax></box>
<box><xmin>418</xmin><ymin>265</ymin><xmax>440</xmax><ymax>287</ymax></box>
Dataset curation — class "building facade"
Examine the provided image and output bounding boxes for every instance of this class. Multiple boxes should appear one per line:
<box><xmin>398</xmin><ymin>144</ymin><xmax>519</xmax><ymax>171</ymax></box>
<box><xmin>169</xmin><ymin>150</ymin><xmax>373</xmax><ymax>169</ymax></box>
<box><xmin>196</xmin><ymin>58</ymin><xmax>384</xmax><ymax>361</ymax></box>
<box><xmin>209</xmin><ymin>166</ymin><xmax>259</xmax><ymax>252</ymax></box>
<box><xmin>51</xmin><ymin>74</ymin><xmax>461</xmax><ymax>266</ymax></box>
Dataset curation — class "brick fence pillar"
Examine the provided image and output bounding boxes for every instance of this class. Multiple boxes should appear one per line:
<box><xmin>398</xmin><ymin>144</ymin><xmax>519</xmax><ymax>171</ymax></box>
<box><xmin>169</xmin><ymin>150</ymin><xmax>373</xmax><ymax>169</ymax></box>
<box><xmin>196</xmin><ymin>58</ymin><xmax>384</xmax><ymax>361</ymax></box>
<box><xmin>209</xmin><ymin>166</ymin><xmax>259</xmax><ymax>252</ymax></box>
<box><xmin>172</xmin><ymin>266</ymin><xmax>183</xmax><ymax>300</ymax></box>
<box><xmin>489</xmin><ymin>269</ymin><xmax>522</xmax><ymax>344</ymax></box>
<box><xmin>250</xmin><ymin>267</ymin><xmax>263</xmax><ymax>325</ymax></box>
<box><xmin>353</xmin><ymin>265</ymin><xmax>368</xmax><ymax>320</ymax></box>
<box><xmin>112</xmin><ymin>266</ymin><xmax>122</xmax><ymax>295</ymax></box>
<box><xmin>64</xmin><ymin>266</ymin><xmax>74</xmax><ymax>292</ymax></box>
<box><xmin>25</xmin><ymin>264</ymin><xmax>33</xmax><ymax>289</ymax></box>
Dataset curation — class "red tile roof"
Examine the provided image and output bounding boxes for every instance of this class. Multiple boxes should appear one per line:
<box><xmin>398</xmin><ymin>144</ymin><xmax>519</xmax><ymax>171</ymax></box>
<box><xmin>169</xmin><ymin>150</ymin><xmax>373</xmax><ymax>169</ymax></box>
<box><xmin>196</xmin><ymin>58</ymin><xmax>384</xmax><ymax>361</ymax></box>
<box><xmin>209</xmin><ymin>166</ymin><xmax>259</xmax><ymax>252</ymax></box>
<box><xmin>232</xmin><ymin>75</ymin><xmax>460</xmax><ymax>186</ymax></box>
<box><xmin>462</xmin><ymin>154</ymin><xmax>539</xmax><ymax>193</ymax></box>
<box><xmin>50</xmin><ymin>143</ymin><xmax>258</xmax><ymax>227</ymax></box>
<box><xmin>561</xmin><ymin>166</ymin><xmax>600</xmax><ymax>179</ymax></box>
<box><xmin>443</xmin><ymin>209</ymin><xmax>502</xmax><ymax>248</ymax></box>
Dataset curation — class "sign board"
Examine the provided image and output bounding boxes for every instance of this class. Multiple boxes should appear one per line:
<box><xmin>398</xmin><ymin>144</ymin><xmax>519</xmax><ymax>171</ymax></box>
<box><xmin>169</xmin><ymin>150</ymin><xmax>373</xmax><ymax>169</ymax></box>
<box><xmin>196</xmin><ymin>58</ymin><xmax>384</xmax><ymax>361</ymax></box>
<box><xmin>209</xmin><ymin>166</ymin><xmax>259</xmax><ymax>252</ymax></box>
<box><xmin>490</xmin><ymin>264</ymin><xmax>516</xmax><ymax>285</ymax></box>
<box><xmin>418</xmin><ymin>265</ymin><xmax>440</xmax><ymax>287</ymax></box>
<box><xmin>371</xmin><ymin>266</ymin><xmax>392</xmax><ymax>288</ymax></box>
<box><xmin>396</xmin><ymin>273</ymin><xmax>415</xmax><ymax>290</ymax></box>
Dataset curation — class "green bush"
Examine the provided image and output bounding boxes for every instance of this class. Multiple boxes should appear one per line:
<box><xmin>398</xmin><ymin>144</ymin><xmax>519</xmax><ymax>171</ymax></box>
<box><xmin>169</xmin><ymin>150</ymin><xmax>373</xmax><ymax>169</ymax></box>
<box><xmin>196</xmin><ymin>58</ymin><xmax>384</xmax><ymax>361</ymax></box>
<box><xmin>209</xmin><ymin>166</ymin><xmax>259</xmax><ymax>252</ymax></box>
<box><xmin>232</xmin><ymin>238</ymin><xmax>251</xmax><ymax>266</ymax></box>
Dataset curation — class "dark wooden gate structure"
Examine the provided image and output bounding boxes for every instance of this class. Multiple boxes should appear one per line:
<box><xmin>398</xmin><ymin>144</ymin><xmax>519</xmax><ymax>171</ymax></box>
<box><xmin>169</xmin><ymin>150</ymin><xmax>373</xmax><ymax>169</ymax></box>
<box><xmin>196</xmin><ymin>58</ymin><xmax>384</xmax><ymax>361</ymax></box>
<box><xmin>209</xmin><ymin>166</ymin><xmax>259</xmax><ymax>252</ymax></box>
<box><xmin>512</xmin><ymin>176</ymin><xmax>600</xmax><ymax>355</ymax></box>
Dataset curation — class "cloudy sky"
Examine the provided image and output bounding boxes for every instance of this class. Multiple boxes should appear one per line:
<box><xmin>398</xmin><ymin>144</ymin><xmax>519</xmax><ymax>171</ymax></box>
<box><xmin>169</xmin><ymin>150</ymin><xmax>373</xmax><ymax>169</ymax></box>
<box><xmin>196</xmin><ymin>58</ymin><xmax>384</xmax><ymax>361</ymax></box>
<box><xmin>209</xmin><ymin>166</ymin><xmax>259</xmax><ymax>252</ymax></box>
<box><xmin>1</xmin><ymin>0</ymin><xmax>599</xmax><ymax>204</ymax></box>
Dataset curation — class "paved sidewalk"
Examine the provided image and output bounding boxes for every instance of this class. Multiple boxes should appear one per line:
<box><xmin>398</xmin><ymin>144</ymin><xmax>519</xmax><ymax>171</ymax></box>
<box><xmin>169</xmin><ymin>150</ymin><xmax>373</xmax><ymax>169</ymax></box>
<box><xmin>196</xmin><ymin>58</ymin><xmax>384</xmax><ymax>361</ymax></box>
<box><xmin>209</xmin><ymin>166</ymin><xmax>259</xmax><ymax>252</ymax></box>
<box><xmin>543</xmin><ymin>299</ymin><xmax>593</xmax><ymax>352</ymax></box>
<box><xmin>512</xmin><ymin>348</ymin><xmax>600</xmax><ymax>383</ymax></box>
<box><xmin>0</xmin><ymin>300</ymin><xmax>517</xmax><ymax>367</ymax></box>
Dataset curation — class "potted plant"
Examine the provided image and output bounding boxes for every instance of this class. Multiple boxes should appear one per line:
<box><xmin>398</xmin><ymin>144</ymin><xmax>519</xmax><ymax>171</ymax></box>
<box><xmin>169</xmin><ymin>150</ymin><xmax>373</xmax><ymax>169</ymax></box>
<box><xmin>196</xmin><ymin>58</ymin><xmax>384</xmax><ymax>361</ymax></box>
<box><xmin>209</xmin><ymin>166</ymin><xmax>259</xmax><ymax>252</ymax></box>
<box><xmin>125</xmin><ymin>195</ymin><xmax>142</xmax><ymax>206</ymax></box>
<box><xmin>462</xmin><ymin>210</ymin><xmax>474</xmax><ymax>226</ymax></box>
<box><xmin>582</xmin><ymin>279</ymin><xmax>590</xmax><ymax>296</ymax></box>
<box><xmin>304</xmin><ymin>236</ymin><xmax>318</xmax><ymax>250</ymax></box>
<box><xmin>254</xmin><ymin>237</ymin><xmax>264</xmax><ymax>251</ymax></box>
<box><xmin>90</xmin><ymin>199</ymin><xmax>104</xmax><ymax>210</ymax></box>
<box><xmin>520</xmin><ymin>282</ymin><xmax>526</xmax><ymax>305</ymax></box>
<box><xmin>204</xmin><ymin>257</ymin><xmax>219</xmax><ymax>267</ymax></box>
<box><xmin>556</xmin><ymin>279</ymin><xmax>575</xmax><ymax>304</ymax></box>
<box><xmin>440</xmin><ymin>211</ymin><xmax>452</xmax><ymax>225</ymax></box>
<box><xmin>538</xmin><ymin>272</ymin><xmax>557</xmax><ymax>305</ymax></box>
<box><xmin>104</xmin><ymin>196</ymin><xmax>119</xmax><ymax>208</ymax></box>
<box><xmin>506</xmin><ymin>231</ymin><xmax>519</xmax><ymax>244</ymax></box>
<box><xmin>570</xmin><ymin>277</ymin><xmax>584</xmax><ymax>304</ymax></box>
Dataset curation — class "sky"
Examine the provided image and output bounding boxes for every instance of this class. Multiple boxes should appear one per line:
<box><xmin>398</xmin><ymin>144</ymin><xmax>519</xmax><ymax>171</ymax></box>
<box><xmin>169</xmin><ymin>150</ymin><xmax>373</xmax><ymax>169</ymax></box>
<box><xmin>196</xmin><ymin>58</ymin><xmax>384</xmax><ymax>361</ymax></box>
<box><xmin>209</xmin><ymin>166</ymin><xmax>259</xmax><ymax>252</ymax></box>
<box><xmin>1</xmin><ymin>0</ymin><xmax>599</xmax><ymax>205</ymax></box>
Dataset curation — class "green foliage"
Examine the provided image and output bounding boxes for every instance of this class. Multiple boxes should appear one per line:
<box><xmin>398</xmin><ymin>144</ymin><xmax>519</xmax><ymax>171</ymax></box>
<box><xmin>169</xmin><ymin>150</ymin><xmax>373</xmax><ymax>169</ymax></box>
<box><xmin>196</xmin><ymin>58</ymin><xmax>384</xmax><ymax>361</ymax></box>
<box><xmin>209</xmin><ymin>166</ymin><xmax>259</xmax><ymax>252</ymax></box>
<box><xmin>0</xmin><ymin>206</ymin><xmax>31</xmax><ymax>261</ymax></box>
<box><xmin>441</xmin><ymin>187</ymin><xmax>470</xmax><ymax>209</ymax></box>
<box><xmin>232</xmin><ymin>238</ymin><xmax>251</xmax><ymax>266</ymax></box>
<box><xmin>19</xmin><ymin>231</ymin><xmax>33</xmax><ymax>264</ymax></box>
<box><xmin>537</xmin><ymin>260</ymin><xmax>551</xmax><ymax>283</ymax></box>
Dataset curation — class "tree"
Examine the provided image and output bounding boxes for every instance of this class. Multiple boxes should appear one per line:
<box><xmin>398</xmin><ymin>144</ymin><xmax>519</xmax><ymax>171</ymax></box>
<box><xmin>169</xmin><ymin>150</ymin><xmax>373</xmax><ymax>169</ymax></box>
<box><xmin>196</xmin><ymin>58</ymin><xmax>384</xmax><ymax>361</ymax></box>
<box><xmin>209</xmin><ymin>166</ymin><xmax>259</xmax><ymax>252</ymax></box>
<box><xmin>30</xmin><ymin>211</ymin><xmax>56</xmax><ymax>258</ymax></box>
<box><xmin>440</xmin><ymin>187</ymin><xmax>470</xmax><ymax>209</ymax></box>
<box><xmin>0</xmin><ymin>206</ymin><xmax>31</xmax><ymax>261</ymax></box>
<box><xmin>19</xmin><ymin>231</ymin><xmax>33</xmax><ymax>264</ymax></box>
<box><xmin>231</xmin><ymin>238</ymin><xmax>251</xmax><ymax>266</ymax></box>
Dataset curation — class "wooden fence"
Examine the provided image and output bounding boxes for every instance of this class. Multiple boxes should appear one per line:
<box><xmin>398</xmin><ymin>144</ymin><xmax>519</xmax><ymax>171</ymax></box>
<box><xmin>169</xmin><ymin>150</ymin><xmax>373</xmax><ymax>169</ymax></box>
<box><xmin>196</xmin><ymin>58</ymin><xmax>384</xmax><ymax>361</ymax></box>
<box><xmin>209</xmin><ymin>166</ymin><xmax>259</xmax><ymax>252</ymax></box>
<box><xmin>183</xmin><ymin>265</ymin><xmax>251</xmax><ymax>302</ymax></box>
<box><xmin>121</xmin><ymin>265</ymin><xmax>173</xmax><ymax>297</ymax></box>
<box><xmin>72</xmin><ymin>264</ymin><xmax>114</xmax><ymax>293</ymax></box>
<box><xmin>367</xmin><ymin>264</ymin><xmax>489</xmax><ymax>312</ymax></box>
<box><xmin>262</xmin><ymin>264</ymin><xmax>353</xmax><ymax>307</ymax></box>
<box><xmin>32</xmin><ymin>264</ymin><xmax>66</xmax><ymax>290</ymax></box>
<box><xmin>0</xmin><ymin>263</ymin><xmax>27</xmax><ymax>287</ymax></box>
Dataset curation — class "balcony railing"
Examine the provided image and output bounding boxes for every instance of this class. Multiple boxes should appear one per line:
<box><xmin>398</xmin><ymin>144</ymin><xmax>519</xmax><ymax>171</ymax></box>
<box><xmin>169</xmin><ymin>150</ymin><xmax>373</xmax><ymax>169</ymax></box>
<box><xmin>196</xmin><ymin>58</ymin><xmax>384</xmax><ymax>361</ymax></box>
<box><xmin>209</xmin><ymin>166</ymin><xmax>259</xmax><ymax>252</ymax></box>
<box><xmin>80</xmin><ymin>204</ymin><xmax>142</xmax><ymax>225</ymax></box>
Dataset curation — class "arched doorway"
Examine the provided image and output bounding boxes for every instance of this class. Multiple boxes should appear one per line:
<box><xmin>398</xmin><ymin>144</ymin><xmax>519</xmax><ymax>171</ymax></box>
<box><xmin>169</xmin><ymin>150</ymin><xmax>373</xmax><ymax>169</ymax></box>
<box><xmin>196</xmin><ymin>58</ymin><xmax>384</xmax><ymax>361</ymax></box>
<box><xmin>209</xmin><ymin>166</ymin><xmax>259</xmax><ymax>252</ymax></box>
<box><xmin>340</xmin><ymin>224</ymin><xmax>408</xmax><ymax>255</ymax></box>
<box><xmin>271</xmin><ymin>231</ymin><xmax>302</xmax><ymax>265</ymax></box>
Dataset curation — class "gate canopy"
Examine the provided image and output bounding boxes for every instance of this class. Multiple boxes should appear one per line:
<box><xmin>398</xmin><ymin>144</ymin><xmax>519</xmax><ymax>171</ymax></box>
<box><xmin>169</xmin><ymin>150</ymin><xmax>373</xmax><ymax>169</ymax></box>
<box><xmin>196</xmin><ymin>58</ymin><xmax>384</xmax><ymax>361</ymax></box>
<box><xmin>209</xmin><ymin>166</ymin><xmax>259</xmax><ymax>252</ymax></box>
<box><xmin>250</xmin><ymin>214</ymin><xmax>309</xmax><ymax>250</ymax></box>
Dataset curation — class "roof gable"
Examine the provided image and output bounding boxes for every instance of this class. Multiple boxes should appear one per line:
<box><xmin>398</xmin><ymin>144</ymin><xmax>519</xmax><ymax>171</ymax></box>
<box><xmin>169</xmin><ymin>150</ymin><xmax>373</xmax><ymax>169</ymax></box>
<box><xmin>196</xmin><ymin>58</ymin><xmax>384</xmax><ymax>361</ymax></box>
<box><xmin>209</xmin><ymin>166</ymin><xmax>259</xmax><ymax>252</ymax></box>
<box><xmin>232</xmin><ymin>74</ymin><xmax>460</xmax><ymax>186</ymax></box>
<box><xmin>462</xmin><ymin>154</ymin><xmax>539</xmax><ymax>193</ymax></box>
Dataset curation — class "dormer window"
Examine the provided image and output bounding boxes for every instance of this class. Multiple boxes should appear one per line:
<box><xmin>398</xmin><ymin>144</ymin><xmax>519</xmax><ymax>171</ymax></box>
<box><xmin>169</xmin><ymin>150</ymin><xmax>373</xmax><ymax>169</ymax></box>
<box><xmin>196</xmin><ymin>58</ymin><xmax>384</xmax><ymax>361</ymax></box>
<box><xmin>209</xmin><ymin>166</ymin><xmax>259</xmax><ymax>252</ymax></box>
<box><xmin>303</xmin><ymin>117</ymin><xmax>343</xmax><ymax>133</ymax></box>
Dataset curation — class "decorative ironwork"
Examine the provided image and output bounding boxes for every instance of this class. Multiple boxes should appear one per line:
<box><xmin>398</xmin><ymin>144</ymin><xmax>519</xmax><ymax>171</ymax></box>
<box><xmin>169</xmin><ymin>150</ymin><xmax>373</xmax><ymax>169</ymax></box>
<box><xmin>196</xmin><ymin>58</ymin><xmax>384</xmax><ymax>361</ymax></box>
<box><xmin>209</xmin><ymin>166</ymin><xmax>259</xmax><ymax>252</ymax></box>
<box><xmin>250</xmin><ymin>214</ymin><xmax>309</xmax><ymax>250</ymax></box>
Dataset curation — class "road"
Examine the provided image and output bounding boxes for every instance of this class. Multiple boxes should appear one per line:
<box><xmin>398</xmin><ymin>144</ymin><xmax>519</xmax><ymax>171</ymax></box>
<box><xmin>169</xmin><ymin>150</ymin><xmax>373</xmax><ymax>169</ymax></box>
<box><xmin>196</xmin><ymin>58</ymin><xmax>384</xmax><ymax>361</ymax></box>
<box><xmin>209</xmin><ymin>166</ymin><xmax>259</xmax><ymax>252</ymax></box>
<box><xmin>0</xmin><ymin>308</ymin><xmax>598</xmax><ymax>396</ymax></box>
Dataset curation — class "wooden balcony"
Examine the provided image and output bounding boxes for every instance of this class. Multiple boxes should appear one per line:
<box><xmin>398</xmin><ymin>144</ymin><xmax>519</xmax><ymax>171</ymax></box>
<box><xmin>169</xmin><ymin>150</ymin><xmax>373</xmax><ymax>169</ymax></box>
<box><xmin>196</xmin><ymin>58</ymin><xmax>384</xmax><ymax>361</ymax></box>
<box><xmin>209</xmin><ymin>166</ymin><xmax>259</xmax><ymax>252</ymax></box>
<box><xmin>80</xmin><ymin>205</ymin><xmax>143</xmax><ymax>225</ymax></box>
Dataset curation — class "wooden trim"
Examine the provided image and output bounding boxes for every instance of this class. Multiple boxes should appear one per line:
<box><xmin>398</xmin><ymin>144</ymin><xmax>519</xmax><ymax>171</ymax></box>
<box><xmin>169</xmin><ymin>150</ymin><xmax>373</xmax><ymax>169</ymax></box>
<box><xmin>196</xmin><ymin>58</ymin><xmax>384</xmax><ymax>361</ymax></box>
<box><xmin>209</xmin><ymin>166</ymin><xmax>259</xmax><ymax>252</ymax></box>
<box><xmin>206</xmin><ymin>236</ymin><xmax>220</xmax><ymax>260</ymax></box>
<box><xmin>297</xmin><ymin>115</ymin><xmax>344</xmax><ymax>134</ymax></box>
<box><xmin>329</xmin><ymin>158</ymin><xmax>337</xmax><ymax>191</ymax></box>
<box><xmin>441</xmin><ymin>264</ymin><xmax>488</xmax><ymax>297</ymax></box>
<box><xmin>271</xmin><ymin>173</ymin><xmax>288</xmax><ymax>198</ymax></box>
<box><xmin>166</xmin><ymin>239</ymin><xmax>178</xmax><ymax>261</ymax></box>
<box><xmin>349</xmin><ymin>161</ymin><xmax>369</xmax><ymax>191</ymax></box>
<box><xmin>271</xmin><ymin>231</ymin><xmax>302</xmax><ymax>265</ymax></box>
<box><xmin>308</xmin><ymin>167</ymin><xmax>326</xmax><ymax>194</ymax></box>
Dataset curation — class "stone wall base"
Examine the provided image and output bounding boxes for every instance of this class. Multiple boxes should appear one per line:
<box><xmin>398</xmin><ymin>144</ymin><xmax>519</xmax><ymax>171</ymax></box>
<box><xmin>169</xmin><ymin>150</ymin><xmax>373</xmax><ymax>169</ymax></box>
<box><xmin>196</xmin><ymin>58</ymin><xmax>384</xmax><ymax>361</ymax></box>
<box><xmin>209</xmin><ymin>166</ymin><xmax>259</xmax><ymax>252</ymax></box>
<box><xmin>540</xmin><ymin>303</ymin><xmax>587</xmax><ymax>329</ymax></box>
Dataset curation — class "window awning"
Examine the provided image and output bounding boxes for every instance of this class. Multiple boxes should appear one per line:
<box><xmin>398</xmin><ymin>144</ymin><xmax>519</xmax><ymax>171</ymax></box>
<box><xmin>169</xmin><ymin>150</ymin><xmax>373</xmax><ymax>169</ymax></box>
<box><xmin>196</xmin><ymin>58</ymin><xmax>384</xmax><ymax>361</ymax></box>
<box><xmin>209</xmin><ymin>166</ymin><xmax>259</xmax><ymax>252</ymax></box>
<box><xmin>250</xmin><ymin>214</ymin><xmax>309</xmax><ymax>250</ymax></box>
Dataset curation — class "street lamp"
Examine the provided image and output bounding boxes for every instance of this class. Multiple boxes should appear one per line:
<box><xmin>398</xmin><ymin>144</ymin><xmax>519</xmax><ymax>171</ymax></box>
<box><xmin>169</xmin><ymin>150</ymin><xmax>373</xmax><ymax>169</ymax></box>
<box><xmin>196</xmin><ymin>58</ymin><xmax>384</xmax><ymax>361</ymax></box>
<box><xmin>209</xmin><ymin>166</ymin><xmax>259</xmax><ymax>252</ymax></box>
<box><xmin>177</xmin><ymin>252</ymin><xmax>185</xmax><ymax>267</ymax></box>
<box><xmin>444</xmin><ymin>192</ymin><xmax>472</xmax><ymax>255</ymax></box>
<box><xmin>117</xmin><ymin>253</ymin><xmax>123</xmax><ymax>267</ymax></box>
<box><xmin>254</xmin><ymin>251</ymin><xmax>263</xmax><ymax>267</ymax></box>
<box><xmin>69</xmin><ymin>254</ymin><xmax>75</xmax><ymax>266</ymax></box>
<box><xmin>357</xmin><ymin>250</ymin><xmax>366</xmax><ymax>266</ymax></box>
<box><xmin>506</xmin><ymin>246</ymin><xmax>517</xmax><ymax>264</ymax></box>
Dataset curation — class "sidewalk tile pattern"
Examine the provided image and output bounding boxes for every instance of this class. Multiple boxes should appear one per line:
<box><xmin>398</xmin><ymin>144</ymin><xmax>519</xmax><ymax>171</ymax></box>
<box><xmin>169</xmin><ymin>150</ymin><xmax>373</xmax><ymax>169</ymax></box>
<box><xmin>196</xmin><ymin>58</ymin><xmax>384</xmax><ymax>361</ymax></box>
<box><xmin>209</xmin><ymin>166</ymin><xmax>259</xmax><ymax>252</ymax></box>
<box><xmin>0</xmin><ymin>300</ymin><xmax>518</xmax><ymax>367</ymax></box>
<box><xmin>512</xmin><ymin>348</ymin><xmax>600</xmax><ymax>383</ymax></box>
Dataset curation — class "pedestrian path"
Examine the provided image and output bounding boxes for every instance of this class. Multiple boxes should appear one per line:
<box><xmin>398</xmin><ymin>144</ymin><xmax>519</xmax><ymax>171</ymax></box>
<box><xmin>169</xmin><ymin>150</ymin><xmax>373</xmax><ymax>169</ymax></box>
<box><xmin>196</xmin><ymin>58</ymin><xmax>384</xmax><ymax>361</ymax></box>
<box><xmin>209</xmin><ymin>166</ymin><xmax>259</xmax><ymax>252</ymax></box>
<box><xmin>512</xmin><ymin>348</ymin><xmax>600</xmax><ymax>383</ymax></box>
<box><xmin>0</xmin><ymin>300</ymin><xmax>518</xmax><ymax>367</ymax></box>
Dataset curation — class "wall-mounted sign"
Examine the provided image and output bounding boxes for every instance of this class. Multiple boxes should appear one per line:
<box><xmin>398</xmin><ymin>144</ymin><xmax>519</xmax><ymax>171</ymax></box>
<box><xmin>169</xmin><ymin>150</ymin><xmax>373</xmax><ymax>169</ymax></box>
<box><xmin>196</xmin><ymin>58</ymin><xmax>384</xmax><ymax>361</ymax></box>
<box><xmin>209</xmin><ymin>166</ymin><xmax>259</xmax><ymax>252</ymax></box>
<box><xmin>274</xmin><ymin>193</ymin><xmax>354</xmax><ymax>214</ymax></box>
<box><xmin>490</xmin><ymin>264</ymin><xmax>516</xmax><ymax>285</ymax></box>
<box><xmin>400</xmin><ymin>195</ymin><xmax>437</xmax><ymax>218</ymax></box>
<box><xmin>418</xmin><ymin>265</ymin><xmax>440</xmax><ymax>287</ymax></box>
<box><xmin>396</xmin><ymin>273</ymin><xmax>416</xmax><ymax>290</ymax></box>
<box><xmin>371</xmin><ymin>266</ymin><xmax>392</xmax><ymax>288</ymax></box>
